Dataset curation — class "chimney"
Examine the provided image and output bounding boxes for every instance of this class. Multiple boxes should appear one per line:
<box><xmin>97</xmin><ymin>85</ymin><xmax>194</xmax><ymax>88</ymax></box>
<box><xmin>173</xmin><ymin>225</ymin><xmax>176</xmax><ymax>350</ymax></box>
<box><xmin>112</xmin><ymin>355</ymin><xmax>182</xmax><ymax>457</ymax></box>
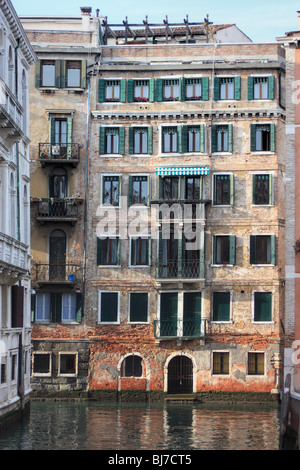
<box><xmin>81</xmin><ymin>7</ymin><xmax>92</xmax><ymax>30</ymax></box>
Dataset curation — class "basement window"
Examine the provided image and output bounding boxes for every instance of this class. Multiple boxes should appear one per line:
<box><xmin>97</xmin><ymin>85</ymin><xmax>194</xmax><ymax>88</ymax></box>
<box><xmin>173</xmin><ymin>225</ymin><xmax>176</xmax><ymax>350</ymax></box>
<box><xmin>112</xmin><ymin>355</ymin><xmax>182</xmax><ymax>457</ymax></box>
<box><xmin>248</xmin><ymin>352</ymin><xmax>264</xmax><ymax>375</ymax></box>
<box><xmin>121</xmin><ymin>355</ymin><xmax>143</xmax><ymax>377</ymax></box>
<box><xmin>59</xmin><ymin>353</ymin><xmax>77</xmax><ymax>375</ymax></box>
<box><xmin>213</xmin><ymin>352</ymin><xmax>229</xmax><ymax>374</ymax></box>
<box><xmin>32</xmin><ymin>353</ymin><xmax>51</xmax><ymax>376</ymax></box>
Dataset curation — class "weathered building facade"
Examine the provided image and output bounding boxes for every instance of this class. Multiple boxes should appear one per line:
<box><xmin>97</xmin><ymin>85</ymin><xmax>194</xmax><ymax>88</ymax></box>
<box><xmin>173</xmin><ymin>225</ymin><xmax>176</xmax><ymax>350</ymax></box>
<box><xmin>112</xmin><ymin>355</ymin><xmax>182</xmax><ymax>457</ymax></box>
<box><xmin>0</xmin><ymin>0</ymin><xmax>36</xmax><ymax>427</ymax></box>
<box><xmin>22</xmin><ymin>8</ymin><xmax>286</xmax><ymax>399</ymax></box>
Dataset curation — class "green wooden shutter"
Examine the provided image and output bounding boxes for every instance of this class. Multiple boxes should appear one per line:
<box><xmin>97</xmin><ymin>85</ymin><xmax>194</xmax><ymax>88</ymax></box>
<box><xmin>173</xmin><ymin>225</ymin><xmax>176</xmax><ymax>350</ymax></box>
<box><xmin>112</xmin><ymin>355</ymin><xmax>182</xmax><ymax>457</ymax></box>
<box><xmin>55</xmin><ymin>60</ymin><xmax>62</xmax><ymax>88</ymax></box>
<box><xmin>270</xmin><ymin>124</ymin><xmax>275</xmax><ymax>152</ymax></box>
<box><xmin>269</xmin><ymin>174</ymin><xmax>273</xmax><ymax>205</ymax></box>
<box><xmin>214</xmin><ymin>77</ymin><xmax>220</xmax><ymax>100</ymax></box>
<box><xmin>211</xmin><ymin>125</ymin><xmax>217</xmax><ymax>153</ymax></box>
<box><xmin>156</xmin><ymin>78</ymin><xmax>163</xmax><ymax>102</ymax></box>
<box><xmin>148</xmin><ymin>79</ymin><xmax>155</xmax><ymax>102</ymax></box>
<box><xmin>202</xmin><ymin>77</ymin><xmax>209</xmax><ymax>100</ymax></box>
<box><xmin>116</xmin><ymin>237</ymin><xmax>120</xmax><ymax>265</ymax></box>
<box><xmin>51</xmin><ymin>293</ymin><xmax>62</xmax><ymax>323</ymax></box>
<box><xmin>248</xmin><ymin>76</ymin><xmax>254</xmax><ymax>100</ymax></box>
<box><xmin>99</xmin><ymin>127</ymin><xmax>106</xmax><ymax>154</ymax></box>
<box><xmin>67</xmin><ymin>118</ymin><xmax>73</xmax><ymax>159</ymax></box>
<box><xmin>250</xmin><ymin>124</ymin><xmax>256</xmax><ymax>151</ymax></box>
<box><xmin>254</xmin><ymin>292</ymin><xmax>272</xmax><ymax>321</ymax></box>
<box><xmin>31</xmin><ymin>294</ymin><xmax>36</xmax><ymax>322</ymax></box>
<box><xmin>120</xmin><ymin>79</ymin><xmax>126</xmax><ymax>102</ymax></box>
<box><xmin>181</xmin><ymin>125</ymin><xmax>188</xmax><ymax>153</ymax></box>
<box><xmin>250</xmin><ymin>235</ymin><xmax>256</xmax><ymax>264</ymax></box>
<box><xmin>128</xmin><ymin>175</ymin><xmax>133</xmax><ymax>206</ymax></box>
<box><xmin>213</xmin><ymin>292</ymin><xmax>230</xmax><ymax>321</ymax></box>
<box><xmin>160</xmin><ymin>292</ymin><xmax>178</xmax><ymax>336</ymax></box>
<box><xmin>127</xmin><ymin>79</ymin><xmax>134</xmax><ymax>102</ymax></box>
<box><xmin>270</xmin><ymin>235</ymin><xmax>276</xmax><ymax>265</ymax></box>
<box><xmin>76</xmin><ymin>293</ymin><xmax>83</xmax><ymax>322</ymax></box>
<box><xmin>234</xmin><ymin>76</ymin><xmax>241</xmax><ymax>100</ymax></box>
<box><xmin>181</xmin><ymin>77</ymin><xmax>186</xmax><ymax>101</ymax></box>
<box><xmin>119</xmin><ymin>127</ymin><xmax>125</xmax><ymax>154</ymax></box>
<box><xmin>148</xmin><ymin>236</ymin><xmax>151</xmax><ymax>265</ymax></box>
<box><xmin>177</xmin><ymin>125</ymin><xmax>182</xmax><ymax>153</ymax></box>
<box><xmin>147</xmin><ymin>127</ymin><xmax>153</xmax><ymax>154</ymax></box>
<box><xmin>229</xmin><ymin>235</ymin><xmax>236</xmax><ymax>265</ymax></box>
<box><xmin>228</xmin><ymin>124</ymin><xmax>233</xmax><ymax>152</ymax></box>
<box><xmin>35</xmin><ymin>60</ymin><xmax>41</xmax><ymax>88</ymax></box>
<box><xmin>98</xmin><ymin>79</ymin><xmax>106</xmax><ymax>102</ymax></box>
<box><xmin>80</xmin><ymin>60</ymin><xmax>87</xmax><ymax>89</ymax></box>
<box><xmin>268</xmin><ymin>76</ymin><xmax>275</xmax><ymax>100</ymax></box>
<box><xmin>130</xmin><ymin>293</ymin><xmax>148</xmax><ymax>322</ymax></box>
<box><xmin>97</xmin><ymin>237</ymin><xmax>103</xmax><ymax>265</ymax></box>
<box><xmin>50</xmin><ymin>117</ymin><xmax>56</xmax><ymax>144</ymax></box>
<box><xmin>230</xmin><ymin>174</ymin><xmax>234</xmax><ymax>206</ymax></box>
<box><xmin>128</xmin><ymin>127</ymin><xmax>134</xmax><ymax>154</ymax></box>
<box><xmin>200</xmin><ymin>125</ymin><xmax>205</xmax><ymax>152</ymax></box>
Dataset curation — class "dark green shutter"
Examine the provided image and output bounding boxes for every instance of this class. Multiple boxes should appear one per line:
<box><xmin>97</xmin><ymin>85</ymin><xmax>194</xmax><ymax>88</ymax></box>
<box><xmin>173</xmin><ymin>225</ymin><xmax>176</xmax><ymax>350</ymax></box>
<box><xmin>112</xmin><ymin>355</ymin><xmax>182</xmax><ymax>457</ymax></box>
<box><xmin>101</xmin><ymin>292</ymin><xmax>118</xmax><ymax>322</ymax></box>
<box><xmin>248</xmin><ymin>76</ymin><xmax>254</xmax><ymax>100</ymax></box>
<box><xmin>200</xmin><ymin>125</ymin><xmax>205</xmax><ymax>152</ymax></box>
<box><xmin>97</xmin><ymin>237</ymin><xmax>103</xmax><ymax>265</ymax></box>
<box><xmin>149</xmin><ymin>79</ymin><xmax>155</xmax><ymax>102</ymax></box>
<box><xmin>177</xmin><ymin>125</ymin><xmax>182</xmax><ymax>153</ymax></box>
<box><xmin>130</xmin><ymin>293</ymin><xmax>148</xmax><ymax>322</ymax></box>
<box><xmin>211</xmin><ymin>125</ymin><xmax>217</xmax><ymax>153</ymax></box>
<box><xmin>119</xmin><ymin>127</ymin><xmax>125</xmax><ymax>154</ymax></box>
<box><xmin>50</xmin><ymin>117</ymin><xmax>56</xmax><ymax>144</ymax></box>
<box><xmin>183</xmin><ymin>292</ymin><xmax>201</xmax><ymax>336</ymax></box>
<box><xmin>271</xmin><ymin>235</ymin><xmax>276</xmax><ymax>265</ymax></box>
<box><xmin>181</xmin><ymin>125</ymin><xmax>188</xmax><ymax>153</ymax></box>
<box><xmin>202</xmin><ymin>77</ymin><xmax>209</xmax><ymax>101</ymax></box>
<box><xmin>35</xmin><ymin>60</ymin><xmax>41</xmax><ymax>88</ymax></box>
<box><xmin>127</xmin><ymin>79</ymin><xmax>134</xmax><ymax>102</ymax></box>
<box><xmin>268</xmin><ymin>76</ymin><xmax>275</xmax><ymax>100</ymax></box>
<box><xmin>181</xmin><ymin>77</ymin><xmax>186</xmax><ymax>101</ymax></box>
<box><xmin>250</xmin><ymin>235</ymin><xmax>256</xmax><ymax>264</ymax></box>
<box><xmin>270</xmin><ymin>124</ymin><xmax>275</xmax><ymax>152</ymax></box>
<box><xmin>99</xmin><ymin>127</ymin><xmax>105</xmax><ymax>154</ymax></box>
<box><xmin>81</xmin><ymin>60</ymin><xmax>87</xmax><ymax>89</ymax></box>
<box><xmin>234</xmin><ymin>76</ymin><xmax>241</xmax><ymax>100</ymax></box>
<box><xmin>250</xmin><ymin>124</ymin><xmax>256</xmax><ymax>151</ymax></box>
<box><xmin>67</xmin><ymin>118</ymin><xmax>73</xmax><ymax>158</ymax></box>
<box><xmin>31</xmin><ymin>294</ymin><xmax>36</xmax><ymax>322</ymax></box>
<box><xmin>128</xmin><ymin>127</ymin><xmax>134</xmax><ymax>154</ymax></box>
<box><xmin>213</xmin><ymin>292</ymin><xmax>230</xmax><ymax>321</ymax></box>
<box><xmin>120</xmin><ymin>79</ymin><xmax>126</xmax><ymax>102</ymax></box>
<box><xmin>128</xmin><ymin>175</ymin><xmax>133</xmax><ymax>206</ymax></box>
<box><xmin>147</xmin><ymin>127</ymin><xmax>153</xmax><ymax>154</ymax></box>
<box><xmin>156</xmin><ymin>78</ymin><xmax>163</xmax><ymax>102</ymax></box>
<box><xmin>51</xmin><ymin>293</ymin><xmax>62</xmax><ymax>322</ymax></box>
<box><xmin>98</xmin><ymin>79</ymin><xmax>106</xmax><ymax>102</ymax></box>
<box><xmin>254</xmin><ymin>292</ymin><xmax>272</xmax><ymax>321</ymax></box>
<box><xmin>230</xmin><ymin>174</ymin><xmax>234</xmax><ymax>206</ymax></box>
<box><xmin>160</xmin><ymin>292</ymin><xmax>178</xmax><ymax>336</ymax></box>
<box><xmin>60</xmin><ymin>60</ymin><xmax>66</xmax><ymax>88</ymax></box>
<box><xmin>76</xmin><ymin>293</ymin><xmax>83</xmax><ymax>322</ymax></box>
<box><xmin>228</xmin><ymin>124</ymin><xmax>233</xmax><ymax>152</ymax></box>
<box><xmin>214</xmin><ymin>77</ymin><xmax>220</xmax><ymax>100</ymax></box>
<box><xmin>55</xmin><ymin>60</ymin><xmax>61</xmax><ymax>88</ymax></box>
<box><xmin>229</xmin><ymin>236</ymin><xmax>236</xmax><ymax>265</ymax></box>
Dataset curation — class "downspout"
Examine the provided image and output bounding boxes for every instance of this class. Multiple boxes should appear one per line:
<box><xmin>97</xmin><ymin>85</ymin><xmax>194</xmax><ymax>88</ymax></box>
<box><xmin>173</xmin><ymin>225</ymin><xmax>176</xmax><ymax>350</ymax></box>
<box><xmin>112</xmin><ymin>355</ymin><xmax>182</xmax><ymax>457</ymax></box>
<box><xmin>83</xmin><ymin>75</ymin><xmax>90</xmax><ymax>316</ymax></box>
<box><xmin>15</xmin><ymin>38</ymin><xmax>21</xmax><ymax>242</ymax></box>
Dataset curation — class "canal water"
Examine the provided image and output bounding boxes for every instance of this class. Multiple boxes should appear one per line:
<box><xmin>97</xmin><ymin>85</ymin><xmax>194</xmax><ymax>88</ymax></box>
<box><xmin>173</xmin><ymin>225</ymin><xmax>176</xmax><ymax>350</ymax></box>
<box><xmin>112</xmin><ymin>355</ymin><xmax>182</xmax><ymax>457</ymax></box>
<box><xmin>0</xmin><ymin>400</ymin><xmax>280</xmax><ymax>451</ymax></box>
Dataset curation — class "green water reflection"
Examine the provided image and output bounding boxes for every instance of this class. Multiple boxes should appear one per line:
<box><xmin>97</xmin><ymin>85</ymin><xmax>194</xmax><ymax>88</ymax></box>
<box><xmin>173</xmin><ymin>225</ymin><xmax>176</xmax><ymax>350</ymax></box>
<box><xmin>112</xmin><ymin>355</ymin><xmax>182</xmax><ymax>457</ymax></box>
<box><xmin>0</xmin><ymin>401</ymin><xmax>280</xmax><ymax>450</ymax></box>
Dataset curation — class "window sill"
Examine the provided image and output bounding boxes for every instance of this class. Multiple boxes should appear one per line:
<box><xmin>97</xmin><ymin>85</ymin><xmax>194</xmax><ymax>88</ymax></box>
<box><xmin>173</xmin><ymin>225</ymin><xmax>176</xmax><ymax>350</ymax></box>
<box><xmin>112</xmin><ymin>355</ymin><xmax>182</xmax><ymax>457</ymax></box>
<box><xmin>129</xmin><ymin>265</ymin><xmax>151</xmax><ymax>268</ymax></box>
<box><xmin>250</xmin><ymin>264</ymin><xmax>275</xmax><ymax>267</ymax></box>
<box><xmin>252</xmin><ymin>321</ymin><xmax>275</xmax><ymax>324</ymax></box>
<box><xmin>98</xmin><ymin>321</ymin><xmax>120</xmax><ymax>325</ymax></box>
<box><xmin>131</xmin><ymin>154</ymin><xmax>151</xmax><ymax>157</ymax></box>
<box><xmin>212</xmin><ymin>152</ymin><xmax>232</xmax><ymax>156</ymax></box>
<box><xmin>212</xmin><ymin>264</ymin><xmax>234</xmax><ymax>268</ymax></box>
<box><xmin>211</xmin><ymin>320</ymin><xmax>233</xmax><ymax>324</ymax></box>
<box><xmin>212</xmin><ymin>204</ymin><xmax>233</xmax><ymax>207</ymax></box>
<box><xmin>251</xmin><ymin>151</ymin><xmax>275</xmax><ymax>155</ymax></box>
<box><xmin>100</xmin><ymin>154</ymin><xmax>123</xmax><ymax>157</ymax></box>
<box><xmin>97</xmin><ymin>265</ymin><xmax>121</xmax><ymax>268</ymax></box>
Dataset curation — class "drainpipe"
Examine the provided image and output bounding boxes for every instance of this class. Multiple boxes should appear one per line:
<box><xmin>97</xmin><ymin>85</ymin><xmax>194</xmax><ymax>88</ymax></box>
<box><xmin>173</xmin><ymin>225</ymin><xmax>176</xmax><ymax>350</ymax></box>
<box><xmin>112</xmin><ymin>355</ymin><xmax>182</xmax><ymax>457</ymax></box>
<box><xmin>15</xmin><ymin>38</ymin><xmax>21</xmax><ymax>242</ymax></box>
<box><xmin>83</xmin><ymin>76</ymin><xmax>90</xmax><ymax>315</ymax></box>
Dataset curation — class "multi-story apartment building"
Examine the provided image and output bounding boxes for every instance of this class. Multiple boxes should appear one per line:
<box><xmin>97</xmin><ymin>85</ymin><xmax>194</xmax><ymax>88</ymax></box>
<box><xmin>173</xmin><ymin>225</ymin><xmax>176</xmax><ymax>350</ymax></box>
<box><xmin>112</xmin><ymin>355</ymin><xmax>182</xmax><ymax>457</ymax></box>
<box><xmin>22</xmin><ymin>8</ymin><xmax>286</xmax><ymax>400</ymax></box>
<box><xmin>86</xmin><ymin>20</ymin><xmax>286</xmax><ymax>398</ymax></box>
<box><xmin>0</xmin><ymin>0</ymin><xmax>36</xmax><ymax>428</ymax></box>
<box><xmin>20</xmin><ymin>8</ymin><xmax>98</xmax><ymax>392</ymax></box>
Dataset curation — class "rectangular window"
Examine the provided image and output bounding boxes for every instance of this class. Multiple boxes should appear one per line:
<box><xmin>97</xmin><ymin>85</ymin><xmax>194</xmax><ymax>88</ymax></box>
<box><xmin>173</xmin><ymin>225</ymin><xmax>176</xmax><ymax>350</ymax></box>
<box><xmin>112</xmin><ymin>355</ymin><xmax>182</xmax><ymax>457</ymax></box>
<box><xmin>251</xmin><ymin>124</ymin><xmax>275</xmax><ymax>152</ymax></box>
<box><xmin>62</xmin><ymin>293</ymin><xmax>77</xmax><ymax>322</ymax></box>
<box><xmin>33</xmin><ymin>353</ymin><xmax>51</xmax><ymax>375</ymax></box>
<box><xmin>163</xmin><ymin>79</ymin><xmax>180</xmax><ymax>100</ymax></box>
<box><xmin>213</xmin><ymin>174</ymin><xmax>232</xmax><ymax>205</ymax></box>
<box><xmin>254</xmin><ymin>292</ymin><xmax>272</xmax><ymax>322</ymax></box>
<box><xmin>185</xmin><ymin>78</ymin><xmax>202</xmax><ymax>100</ymax></box>
<box><xmin>213</xmin><ymin>292</ymin><xmax>231</xmax><ymax>322</ymax></box>
<box><xmin>11</xmin><ymin>354</ymin><xmax>17</xmax><ymax>381</ymax></box>
<box><xmin>161</xmin><ymin>176</ymin><xmax>179</xmax><ymax>200</ymax></box>
<box><xmin>102</xmin><ymin>175</ymin><xmax>120</xmax><ymax>206</ymax></box>
<box><xmin>97</xmin><ymin>237</ymin><xmax>120</xmax><ymax>265</ymax></box>
<box><xmin>162</xmin><ymin>127</ymin><xmax>178</xmax><ymax>153</ymax></box>
<box><xmin>36</xmin><ymin>293</ymin><xmax>51</xmax><ymax>322</ymax></box>
<box><xmin>134</xmin><ymin>80</ymin><xmax>149</xmax><ymax>101</ymax></box>
<box><xmin>59</xmin><ymin>353</ymin><xmax>77</xmax><ymax>375</ymax></box>
<box><xmin>130</xmin><ymin>175</ymin><xmax>149</xmax><ymax>205</ymax></box>
<box><xmin>106</xmin><ymin>128</ymin><xmax>119</xmax><ymax>154</ymax></box>
<box><xmin>99</xmin><ymin>127</ymin><xmax>125</xmax><ymax>155</ymax></box>
<box><xmin>183</xmin><ymin>292</ymin><xmax>201</xmax><ymax>337</ymax></box>
<box><xmin>185</xmin><ymin>176</ymin><xmax>201</xmax><ymax>200</ymax></box>
<box><xmin>220</xmin><ymin>77</ymin><xmax>234</xmax><ymax>100</ymax></box>
<box><xmin>214</xmin><ymin>77</ymin><xmax>240</xmax><ymax>100</ymax></box>
<box><xmin>160</xmin><ymin>292</ymin><xmax>178</xmax><ymax>336</ymax></box>
<box><xmin>253</xmin><ymin>174</ymin><xmax>272</xmax><ymax>205</ymax></box>
<box><xmin>214</xmin><ymin>235</ymin><xmax>235</xmax><ymax>265</ymax></box>
<box><xmin>211</xmin><ymin>125</ymin><xmax>233</xmax><ymax>153</ymax></box>
<box><xmin>0</xmin><ymin>361</ymin><xmax>6</xmax><ymax>384</ymax></box>
<box><xmin>248</xmin><ymin>76</ymin><xmax>274</xmax><ymax>100</ymax></box>
<box><xmin>129</xmin><ymin>293</ymin><xmax>148</xmax><ymax>322</ymax></box>
<box><xmin>213</xmin><ymin>352</ymin><xmax>229</xmax><ymax>374</ymax></box>
<box><xmin>66</xmin><ymin>61</ymin><xmax>81</xmax><ymax>87</ymax></box>
<box><xmin>248</xmin><ymin>352</ymin><xmax>264</xmax><ymax>375</ymax></box>
<box><xmin>134</xmin><ymin>128</ymin><xmax>148</xmax><ymax>154</ymax></box>
<box><xmin>41</xmin><ymin>60</ymin><xmax>55</xmax><ymax>87</ymax></box>
<box><xmin>187</xmin><ymin>126</ymin><xmax>201</xmax><ymax>152</ymax></box>
<box><xmin>99</xmin><ymin>291</ymin><xmax>119</xmax><ymax>323</ymax></box>
<box><xmin>130</xmin><ymin>237</ymin><xmax>150</xmax><ymax>266</ymax></box>
<box><xmin>105</xmin><ymin>80</ymin><xmax>120</xmax><ymax>101</ymax></box>
<box><xmin>250</xmin><ymin>235</ymin><xmax>275</xmax><ymax>265</ymax></box>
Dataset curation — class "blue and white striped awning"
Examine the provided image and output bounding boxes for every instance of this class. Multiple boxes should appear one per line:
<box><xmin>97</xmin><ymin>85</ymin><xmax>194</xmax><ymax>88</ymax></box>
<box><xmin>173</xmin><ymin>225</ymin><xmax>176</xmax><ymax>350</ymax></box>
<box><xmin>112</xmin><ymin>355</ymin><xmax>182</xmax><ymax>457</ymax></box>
<box><xmin>155</xmin><ymin>166</ymin><xmax>209</xmax><ymax>176</ymax></box>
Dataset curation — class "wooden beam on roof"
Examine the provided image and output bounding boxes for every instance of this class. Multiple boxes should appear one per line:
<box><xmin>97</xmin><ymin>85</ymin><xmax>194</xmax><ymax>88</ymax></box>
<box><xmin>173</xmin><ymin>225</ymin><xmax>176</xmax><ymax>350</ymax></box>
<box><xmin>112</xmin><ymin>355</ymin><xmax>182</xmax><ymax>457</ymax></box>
<box><xmin>143</xmin><ymin>16</ymin><xmax>154</xmax><ymax>43</ymax></box>
<box><xmin>184</xmin><ymin>15</ymin><xmax>193</xmax><ymax>43</ymax></box>
<box><xmin>123</xmin><ymin>17</ymin><xmax>136</xmax><ymax>43</ymax></box>
<box><xmin>163</xmin><ymin>16</ymin><xmax>174</xmax><ymax>42</ymax></box>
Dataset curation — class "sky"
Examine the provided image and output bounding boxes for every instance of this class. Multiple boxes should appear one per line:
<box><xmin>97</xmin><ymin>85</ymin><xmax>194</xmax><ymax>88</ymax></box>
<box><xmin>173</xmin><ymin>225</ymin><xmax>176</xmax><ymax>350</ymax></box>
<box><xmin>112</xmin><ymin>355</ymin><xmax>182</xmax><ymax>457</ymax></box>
<box><xmin>11</xmin><ymin>0</ymin><xmax>300</xmax><ymax>43</ymax></box>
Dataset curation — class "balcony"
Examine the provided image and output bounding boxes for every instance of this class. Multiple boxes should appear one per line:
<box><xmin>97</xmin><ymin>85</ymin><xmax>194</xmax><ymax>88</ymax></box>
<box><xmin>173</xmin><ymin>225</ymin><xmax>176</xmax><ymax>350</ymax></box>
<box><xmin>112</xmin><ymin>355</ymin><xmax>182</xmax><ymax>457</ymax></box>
<box><xmin>34</xmin><ymin>198</ymin><xmax>80</xmax><ymax>224</ymax></box>
<box><xmin>32</xmin><ymin>263</ymin><xmax>82</xmax><ymax>286</ymax></box>
<box><xmin>0</xmin><ymin>79</ymin><xmax>24</xmax><ymax>144</ymax></box>
<box><xmin>39</xmin><ymin>143</ymin><xmax>80</xmax><ymax>166</ymax></box>
<box><xmin>0</xmin><ymin>232</ymin><xmax>28</xmax><ymax>284</ymax></box>
<box><xmin>155</xmin><ymin>259</ymin><xmax>204</xmax><ymax>281</ymax></box>
<box><xmin>154</xmin><ymin>319</ymin><xmax>206</xmax><ymax>339</ymax></box>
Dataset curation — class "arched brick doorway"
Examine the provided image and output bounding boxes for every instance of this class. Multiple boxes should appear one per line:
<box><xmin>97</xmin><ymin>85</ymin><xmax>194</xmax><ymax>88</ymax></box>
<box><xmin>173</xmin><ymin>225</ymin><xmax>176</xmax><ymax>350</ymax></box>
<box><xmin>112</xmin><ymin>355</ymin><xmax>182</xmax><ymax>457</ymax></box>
<box><xmin>167</xmin><ymin>355</ymin><xmax>193</xmax><ymax>394</ymax></box>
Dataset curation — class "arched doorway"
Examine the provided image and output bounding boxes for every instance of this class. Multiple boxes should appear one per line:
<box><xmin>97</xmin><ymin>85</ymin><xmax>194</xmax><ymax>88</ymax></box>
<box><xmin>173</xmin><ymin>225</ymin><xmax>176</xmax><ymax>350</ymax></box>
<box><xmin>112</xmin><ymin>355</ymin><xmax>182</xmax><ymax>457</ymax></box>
<box><xmin>167</xmin><ymin>355</ymin><xmax>193</xmax><ymax>394</ymax></box>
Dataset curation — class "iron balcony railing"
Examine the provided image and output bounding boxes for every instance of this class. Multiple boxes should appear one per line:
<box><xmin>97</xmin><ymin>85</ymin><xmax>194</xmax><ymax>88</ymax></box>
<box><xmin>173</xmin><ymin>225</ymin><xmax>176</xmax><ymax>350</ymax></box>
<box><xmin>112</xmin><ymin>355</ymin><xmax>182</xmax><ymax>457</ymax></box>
<box><xmin>155</xmin><ymin>259</ymin><xmax>204</xmax><ymax>280</ymax></box>
<box><xmin>154</xmin><ymin>318</ymin><xmax>206</xmax><ymax>339</ymax></box>
<box><xmin>32</xmin><ymin>263</ymin><xmax>82</xmax><ymax>284</ymax></box>
<box><xmin>39</xmin><ymin>143</ymin><xmax>80</xmax><ymax>163</ymax></box>
<box><xmin>36</xmin><ymin>198</ymin><xmax>78</xmax><ymax>221</ymax></box>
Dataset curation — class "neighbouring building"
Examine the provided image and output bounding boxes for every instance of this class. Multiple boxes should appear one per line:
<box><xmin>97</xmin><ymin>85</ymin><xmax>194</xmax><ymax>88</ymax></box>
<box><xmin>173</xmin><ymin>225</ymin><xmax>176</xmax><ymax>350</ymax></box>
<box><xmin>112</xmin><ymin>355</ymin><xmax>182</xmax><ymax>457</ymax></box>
<box><xmin>22</xmin><ymin>8</ymin><xmax>286</xmax><ymax>400</ymax></box>
<box><xmin>0</xmin><ymin>0</ymin><xmax>36</xmax><ymax>429</ymax></box>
